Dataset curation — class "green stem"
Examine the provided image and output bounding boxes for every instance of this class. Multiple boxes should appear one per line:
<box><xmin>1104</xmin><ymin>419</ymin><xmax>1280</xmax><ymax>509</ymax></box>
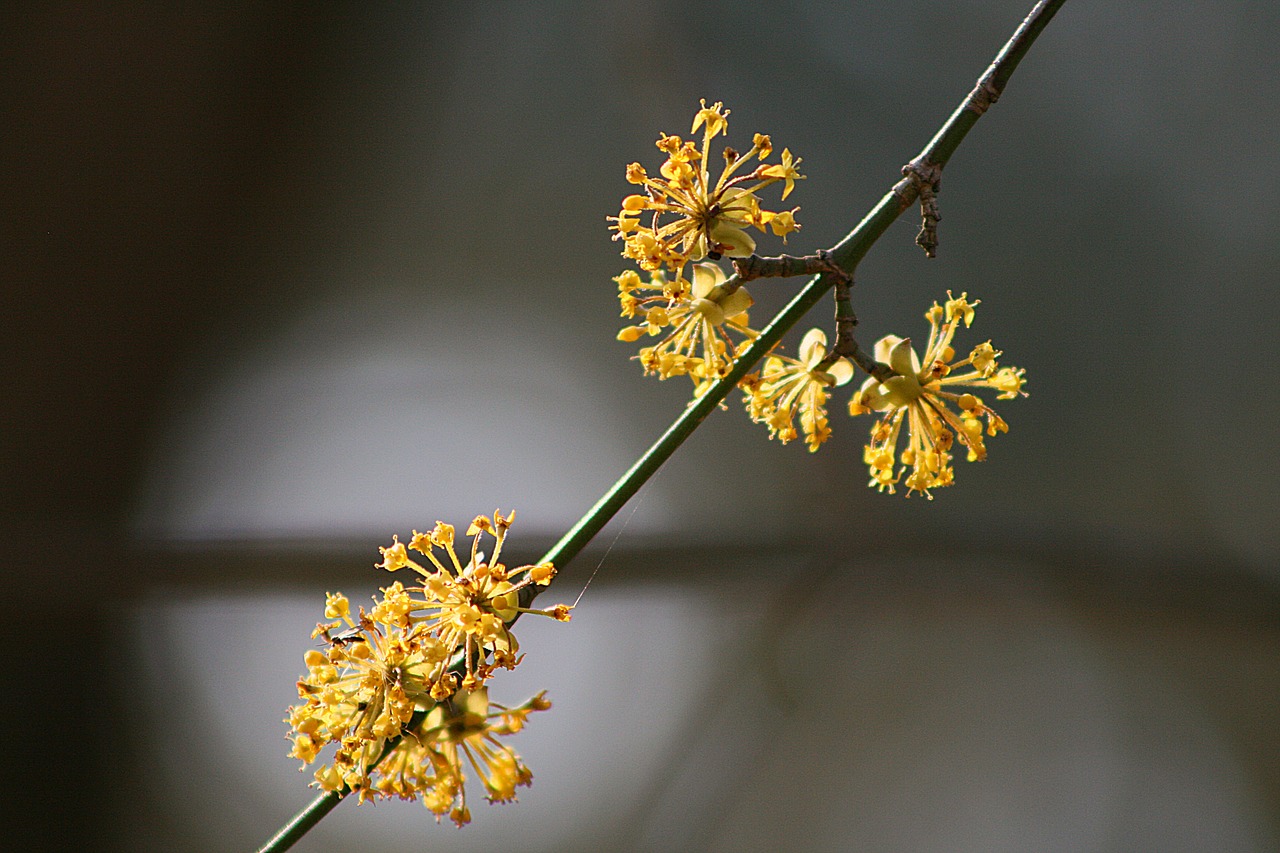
<box><xmin>256</xmin><ymin>790</ymin><xmax>343</xmax><ymax>853</ymax></box>
<box><xmin>259</xmin><ymin>2</ymin><xmax>1065</xmax><ymax>849</ymax></box>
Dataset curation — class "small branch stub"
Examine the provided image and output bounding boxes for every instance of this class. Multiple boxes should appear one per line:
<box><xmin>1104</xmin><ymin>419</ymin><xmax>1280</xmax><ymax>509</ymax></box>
<box><xmin>902</xmin><ymin>158</ymin><xmax>943</xmax><ymax>258</ymax></box>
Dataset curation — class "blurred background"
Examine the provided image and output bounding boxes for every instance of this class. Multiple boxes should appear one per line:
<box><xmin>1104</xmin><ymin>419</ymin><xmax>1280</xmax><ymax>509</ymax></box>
<box><xmin>7</xmin><ymin>2</ymin><xmax>1279</xmax><ymax>850</ymax></box>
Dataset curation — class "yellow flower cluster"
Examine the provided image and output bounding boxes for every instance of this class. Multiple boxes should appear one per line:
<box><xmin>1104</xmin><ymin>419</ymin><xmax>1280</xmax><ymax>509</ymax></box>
<box><xmin>848</xmin><ymin>293</ymin><xmax>1027</xmax><ymax>497</ymax></box>
<box><xmin>606</xmin><ymin>106</ymin><xmax>1029</xmax><ymax>494</ymax></box>
<box><xmin>609</xmin><ymin>99</ymin><xmax>803</xmax><ymax>276</ymax></box>
<box><xmin>743</xmin><ymin>327</ymin><xmax>853</xmax><ymax>452</ymax></box>
<box><xmin>364</xmin><ymin>688</ymin><xmax>549</xmax><ymax>827</ymax></box>
<box><xmin>616</xmin><ymin>263</ymin><xmax>757</xmax><ymax>383</ymax></box>
<box><xmin>374</xmin><ymin>510</ymin><xmax>565</xmax><ymax>692</ymax></box>
<box><xmin>286</xmin><ymin>510</ymin><xmax>568</xmax><ymax>816</ymax></box>
<box><xmin>610</xmin><ymin>101</ymin><xmax>803</xmax><ymax>385</ymax></box>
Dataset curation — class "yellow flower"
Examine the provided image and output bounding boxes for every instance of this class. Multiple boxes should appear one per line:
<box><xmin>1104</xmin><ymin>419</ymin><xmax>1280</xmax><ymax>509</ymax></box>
<box><xmin>608</xmin><ymin>99</ymin><xmax>803</xmax><ymax>276</ymax></box>
<box><xmin>375</xmin><ymin>510</ymin><xmax>568</xmax><ymax>695</ymax></box>
<box><xmin>745</xmin><ymin>328</ymin><xmax>853</xmax><ymax>451</ymax></box>
<box><xmin>759</xmin><ymin>147</ymin><xmax>803</xmax><ymax>200</ymax></box>
<box><xmin>616</xmin><ymin>263</ymin><xmax>758</xmax><ymax>383</ymax></box>
<box><xmin>759</xmin><ymin>208</ymin><xmax>800</xmax><ymax>240</ymax></box>
<box><xmin>286</xmin><ymin>511</ymin><xmax>565</xmax><ymax>812</ymax></box>
<box><xmin>297</xmin><ymin>682</ymin><xmax>549</xmax><ymax>820</ymax></box>
<box><xmin>848</xmin><ymin>292</ymin><xmax>1028</xmax><ymax>497</ymax></box>
<box><xmin>373</xmin><ymin>688</ymin><xmax>548</xmax><ymax>825</ymax></box>
<box><xmin>288</xmin><ymin>605</ymin><xmax>444</xmax><ymax>798</ymax></box>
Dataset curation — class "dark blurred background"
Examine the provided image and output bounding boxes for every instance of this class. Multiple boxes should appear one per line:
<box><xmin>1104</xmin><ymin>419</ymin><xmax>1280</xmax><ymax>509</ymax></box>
<box><xmin>6</xmin><ymin>3</ymin><xmax>1279</xmax><ymax>851</ymax></box>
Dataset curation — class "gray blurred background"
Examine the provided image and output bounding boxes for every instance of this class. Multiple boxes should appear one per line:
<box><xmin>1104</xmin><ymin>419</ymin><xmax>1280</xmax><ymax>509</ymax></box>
<box><xmin>7</xmin><ymin>2</ymin><xmax>1280</xmax><ymax>851</ymax></box>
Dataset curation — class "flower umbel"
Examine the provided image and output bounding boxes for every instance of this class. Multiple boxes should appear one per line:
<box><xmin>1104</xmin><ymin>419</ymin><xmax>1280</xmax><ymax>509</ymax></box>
<box><xmin>376</xmin><ymin>510</ymin><xmax>567</xmax><ymax>696</ymax></box>
<box><xmin>848</xmin><ymin>293</ymin><xmax>1027</xmax><ymax>497</ymax></box>
<box><xmin>287</xmin><ymin>592</ymin><xmax>443</xmax><ymax>798</ymax></box>
<box><xmin>745</xmin><ymin>327</ymin><xmax>854</xmax><ymax>451</ymax></box>
<box><xmin>377</xmin><ymin>687</ymin><xmax>550</xmax><ymax>826</ymax></box>
<box><xmin>616</xmin><ymin>263</ymin><xmax>757</xmax><ymax>383</ymax></box>
<box><xmin>286</xmin><ymin>510</ymin><xmax>568</xmax><ymax>806</ymax></box>
<box><xmin>609</xmin><ymin>100</ymin><xmax>803</xmax><ymax>276</ymax></box>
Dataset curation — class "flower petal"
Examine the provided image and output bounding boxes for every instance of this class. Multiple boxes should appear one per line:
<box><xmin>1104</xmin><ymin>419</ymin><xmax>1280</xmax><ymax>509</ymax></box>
<box><xmin>888</xmin><ymin>338</ymin><xmax>918</xmax><ymax>378</ymax></box>
<box><xmin>826</xmin><ymin>358</ymin><xmax>855</xmax><ymax>386</ymax></box>
<box><xmin>691</xmin><ymin>262</ymin><xmax>721</xmax><ymax>298</ymax></box>
<box><xmin>799</xmin><ymin>327</ymin><xmax>828</xmax><ymax>366</ymax></box>
<box><xmin>719</xmin><ymin>287</ymin><xmax>753</xmax><ymax>318</ymax></box>
<box><xmin>709</xmin><ymin>222</ymin><xmax>755</xmax><ymax>257</ymax></box>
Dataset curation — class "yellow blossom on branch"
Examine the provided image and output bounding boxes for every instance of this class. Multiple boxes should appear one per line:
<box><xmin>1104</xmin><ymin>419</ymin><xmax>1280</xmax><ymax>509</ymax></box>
<box><xmin>285</xmin><ymin>510</ymin><xmax>568</xmax><ymax>803</ymax></box>
<box><xmin>376</xmin><ymin>687</ymin><xmax>550</xmax><ymax>826</ymax></box>
<box><xmin>848</xmin><ymin>292</ymin><xmax>1028</xmax><ymax>497</ymax></box>
<box><xmin>288</xmin><ymin>593</ymin><xmax>444</xmax><ymax>798</ymax></box>
<box><xmin>375</xmin><ymin>509</ymin><xmax>567</xmax><ymax>696</ymax></box>
<box><xmin>745</xmin><ymin>327</ymin><xmax>854</xmax><ymax>451</ymax></box>
<box><xmin>608</xmin><ymin>99</ymin><xmax>803</xmax><ymax>276</ymax></box>
<box><xmin>616</xmin><ymin>263</ymin><xmax>757</xmax><ymax>383</ymax></box>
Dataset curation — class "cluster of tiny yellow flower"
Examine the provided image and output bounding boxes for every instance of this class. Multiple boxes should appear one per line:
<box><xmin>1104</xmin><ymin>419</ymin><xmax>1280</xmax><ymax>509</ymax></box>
<box><xmin>737</xmin><ymin>293</ymin><xmax>1026</xmax><ymax>493</ymax></box>
<box><xmin>738</xmin><ymin>294</ymin><xmax>1026</xmax><ymax>493</ymax></box>
<box><xmin>609</xmin><ymin>101</ymin><xmax>803</xmax><ymax>385</ymax></box>
<box><xmin>286</xmin><ymin>510</ymin><xmax>569</xmax><ymax>824</ymax></box>
<box><xmin>609</xmin><ymin>99</ymin><xmax>803</xmax><ymax>274</ymax></box>
<box><xmin>847</xmin><ymin>292</ymin><xmax>1027</xmax><ymax>497</ymax></box>
<box><xmin>615</xmin><ymin>263</ymin><xmax>756</xmax><ymax>385</ymax></box>
<box><xmin>373</xmin><ymin>688</ymin><xmax>550</xmax><ymax>826</ymax></box>
<box><xmin>743</xmin><ymin>327</ymin><xmax>853</xmax><ymax>453</ymax></box>
<box><xmin>609</xmin><ymin>105</ymin><xmax>1027</xmax><ymax>494</ymax></box>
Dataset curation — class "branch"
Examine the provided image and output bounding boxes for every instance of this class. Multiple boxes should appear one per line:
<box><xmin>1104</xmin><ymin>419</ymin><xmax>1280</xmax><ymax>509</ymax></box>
<box><xmin>731</xmin><ymin>251</ymin><xmax>846</xmax><ymax>283</ymax></box>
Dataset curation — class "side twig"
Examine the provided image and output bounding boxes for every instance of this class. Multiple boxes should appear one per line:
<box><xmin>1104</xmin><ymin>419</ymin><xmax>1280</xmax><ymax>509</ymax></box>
<box><xmin>900</xmin><ymin>158</ymin><xmax>943</xmax><ymax>257</ymax></box>
<box><xmin>817</xmin><ymin>270</ymin><xmax>895</xmax><ymax>382</ymax></box>
<box><xmin>732</xmin><ymin>251</ymin><xmax>893</xmax><ymax>379</ymax></box>
<box><xmin>732</xmin><ymin>251</ymin><xmax>845</xmax><ymax>283</ymax></box>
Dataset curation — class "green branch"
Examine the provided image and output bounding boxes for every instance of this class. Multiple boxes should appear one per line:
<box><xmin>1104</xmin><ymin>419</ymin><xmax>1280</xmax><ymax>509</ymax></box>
<box><xmin>256</xmin><ymin>790</ymin><xmax>343</xmax><ymax>853</ymax></box>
